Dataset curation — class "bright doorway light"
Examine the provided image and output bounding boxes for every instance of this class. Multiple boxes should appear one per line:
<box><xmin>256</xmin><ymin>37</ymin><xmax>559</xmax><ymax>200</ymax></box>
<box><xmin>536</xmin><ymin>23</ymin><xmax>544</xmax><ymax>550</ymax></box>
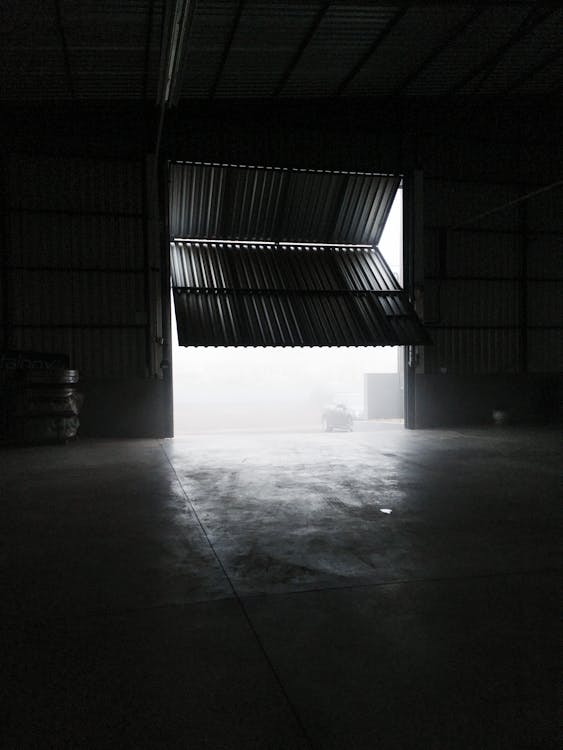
<box><xmin>172</xmin><ymin>189</ymin><xmax>403</xmax><ymax>434</ymax></box>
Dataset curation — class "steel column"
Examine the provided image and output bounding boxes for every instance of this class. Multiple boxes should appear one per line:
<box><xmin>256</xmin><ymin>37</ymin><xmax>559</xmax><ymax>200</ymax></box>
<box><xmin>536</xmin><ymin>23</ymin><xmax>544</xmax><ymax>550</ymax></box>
<box><xmin>159</xmin><ymin>160</ymin><xmax>174</xmax><ymax>436</ymax></box>
<box><xmin>403</xmin><ymin>170</ymin><xmax>423</xmax><ymax>429</ymax></box>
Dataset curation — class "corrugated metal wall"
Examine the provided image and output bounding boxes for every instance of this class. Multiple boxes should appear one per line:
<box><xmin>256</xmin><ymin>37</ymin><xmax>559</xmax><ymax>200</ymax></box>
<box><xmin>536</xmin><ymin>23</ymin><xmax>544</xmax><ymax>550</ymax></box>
<box><xmin>2</xmin><ymin>110</ymin><xmax>558</xmax><ymax>425</ymax></box>
<box><xmin>526</xmin><ymin>184</ymin><xmax>563</xmax><ymax>373</ymax></box>
<box><xmin>422</xmin><ymin>174</ymin><xmax>562</xmax><ymax>375</ymax></box>
<box><xmin>3</xmin><ymin>155</ymin><xmax>161</xmax><ymax>380</ymax></box>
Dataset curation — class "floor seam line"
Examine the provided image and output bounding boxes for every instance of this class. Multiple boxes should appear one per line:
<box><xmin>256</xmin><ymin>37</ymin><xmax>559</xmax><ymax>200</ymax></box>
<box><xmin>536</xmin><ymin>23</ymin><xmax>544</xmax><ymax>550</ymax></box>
<box><xmin>236</xmin><ymin>566</ymin><xmax>562</xmax><ymax>601</ymax></box>
<box><xmin>161</xmin><ymin>443</ymin><xmax>317</xmax><ymax>750</ymax></box>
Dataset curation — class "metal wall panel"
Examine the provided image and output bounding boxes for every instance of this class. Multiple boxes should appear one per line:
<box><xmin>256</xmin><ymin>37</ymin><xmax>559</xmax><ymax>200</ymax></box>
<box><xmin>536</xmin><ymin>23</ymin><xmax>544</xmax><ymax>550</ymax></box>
<box><xmin>527</xmin><ymin>281</ymin><xmax>563</xmax><ymax>327</ymax></box>
<box><xmin>527</xmin><ymin>237</ymin><xmax>562</xmax><ymax>278</ymax></box>
<box><xmin>426</xmin><ymin>329</ymin><xmax>520</xmax><ymax>375</ymax></box>
<box><xmin>170</xmin><ymin>162</ymin><xmax>400</xmax><ymax>245</ymax></box>
<box><xmin>422</xmin><ymin>137</ymin><xmax>524</xmax><ymax>186</ymax></box>
<box><xmin>70</xmin><ymin>328</ymin><xmax>146</xmax><ymax>379</ymax></box>
<box><xmin>526</xmin><ymin>184</ymin><xmax>563</xmax><ymax>233</ymax></box>
<box><xmin>8</xmin><ymin>156</ymin><xmax>143</xmax><ymax>213</ymax></box>
<box><xmin>525</xmin><ymin>188</ymin><xmax>562</xmax><ymax>373</ymax></box>
<box><xmin>439</xmin><ymin>280</ymin><xmax>519</xmax><ymax>327</ymax></box>
<box><xmin>423</xmin><ymin>175</ymin><xmax>560</xmax><ymax>375</ymax></box>
<box><xmin>424</xmin><ymin>178</ymin><xmax>519</xmax><ymax>231</ymax></box>
<box><xmin>5</xmin><ymin>155</ymin><xmax>150</xmax><ymax>378</ymax></box>
<box><xmin>527</xmin><ymin>330</ymin><xmax>563</xmax><ymax>374</ymax></box>
<box><xmin>9</xmin><ymin>212</ymin><xmax>145</xmax><ymax>270</ymax></box>
<box><xmin>12</xmin><ymin>328</ymin><xmax>146</xmax><ymax>379</ymax></box>
<box><xmin>444</xmin><ymin>232</ymin><xmax>520</xmax><ymax>279</ymax></box>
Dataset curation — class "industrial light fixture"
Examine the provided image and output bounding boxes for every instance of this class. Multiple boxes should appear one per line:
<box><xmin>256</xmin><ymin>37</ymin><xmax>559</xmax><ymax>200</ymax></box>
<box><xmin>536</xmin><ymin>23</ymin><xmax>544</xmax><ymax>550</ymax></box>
<box><xmin>156</xmin><ymin>0</ymin><xmax>195</xmax><ymax>107</ymax></box>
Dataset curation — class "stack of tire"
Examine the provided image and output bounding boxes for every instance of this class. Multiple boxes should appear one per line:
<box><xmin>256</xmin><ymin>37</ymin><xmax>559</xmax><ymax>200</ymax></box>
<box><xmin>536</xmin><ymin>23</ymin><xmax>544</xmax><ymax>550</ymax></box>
<box><xmin>6</xmin><ymin>369</ymin><xmax>83</xmax><ymax>444</ymax></box>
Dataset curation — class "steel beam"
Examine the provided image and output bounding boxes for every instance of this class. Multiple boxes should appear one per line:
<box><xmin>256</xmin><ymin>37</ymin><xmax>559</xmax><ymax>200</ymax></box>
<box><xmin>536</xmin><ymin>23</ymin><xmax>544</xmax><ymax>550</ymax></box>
<box><xmin>336</xmin><ymin>6</ymin><xmax>407</xmax><ymax>96</ymax></box>
<box><xmin>447</xmin><ymin>6</ymin><xmax>555</xmax><ymax>96</ymax></box>
<box><xmin>503</xmin><ymin>47</ymin><xmax>563</xmax><ymax>95</ymax></box>
<box><xmin>390</xmin><ymin>7</ymin><xmax>482</xmax><ymax>97</ymax></box>
<box><xmin>53</xmin><ymin>0</ymin><xmax>75</xmax><ymax>100</ymax></box>
<box><xmin>274</xmin><ymin>2</ymin><xmax>330</xmax><ymax>97</ymax></box>
<box><xmin>210</xmin><ymin>0</ymin><xmax>245</xmax><ymax>98</ymax></box>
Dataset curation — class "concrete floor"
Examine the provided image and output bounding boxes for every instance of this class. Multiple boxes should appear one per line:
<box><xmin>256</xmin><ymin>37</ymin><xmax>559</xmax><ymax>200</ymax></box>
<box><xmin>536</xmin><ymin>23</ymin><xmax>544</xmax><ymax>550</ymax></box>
<box><xmin>2</xmin><ymin>427</ymin><xmax>560</xmax><ymax>749</ymax></box>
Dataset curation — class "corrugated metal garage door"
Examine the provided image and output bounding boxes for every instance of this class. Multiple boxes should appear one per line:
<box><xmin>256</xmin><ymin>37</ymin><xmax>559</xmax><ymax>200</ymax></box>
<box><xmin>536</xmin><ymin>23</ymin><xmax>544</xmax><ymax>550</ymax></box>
<box><xmin>169</xmin><ymin>162</ymin><xmax>428</xmax><ymax>347</ymax></box>
<box><xmin>169</xmin><ymin>162</ymin><xmax>400</xmax><ymax>245</ymax></box>
<box><xmin>171</xmin><ymin>241</ymin><xmax>429</xmax><ymax>347</ymax></box>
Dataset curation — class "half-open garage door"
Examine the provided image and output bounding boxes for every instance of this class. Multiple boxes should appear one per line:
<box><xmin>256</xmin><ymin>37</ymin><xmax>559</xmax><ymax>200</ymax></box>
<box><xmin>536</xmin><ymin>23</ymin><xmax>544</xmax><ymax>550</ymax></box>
<box><xmin>170</xmin><ymin>162</ymin><xmax>400</xmax><ymax>245</ymax></box>
<box><xmin>169</xmin><ymin>162</ymin><xmax>428</xmax><ymax>348</ymax></box>
<box><xmin>171</xmin><ymin>241</ymin><xmax>428</xmax><ymax>347</ymax></box>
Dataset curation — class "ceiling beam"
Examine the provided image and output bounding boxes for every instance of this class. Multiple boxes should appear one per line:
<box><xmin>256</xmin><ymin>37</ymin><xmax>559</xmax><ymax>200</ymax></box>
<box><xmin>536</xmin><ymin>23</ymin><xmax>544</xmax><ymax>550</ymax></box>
<box><xmin>53</xmin><ymin>0</ymin><xmax>75</xmax><ymax>100</ymax></box>
<box><xmin>274</xmin><ymin>2</ymin><xmax>330</xmax><ymax>97</ymax></box>
<box><xmin>503</xmin><ymin>46</ymin><xmax>563</xmax><ymax>95</ymax></box>
<box><xmin>210</xmin><ymin>0</ymin><xmax>245</xmax><ymax>98</ymax></box>
<box><xmin>447</xmin><ymin>5</ymin><xmax>556</xmax><ymax>96</ymax></box>
<box><xmin>335</xmin><ymin>6</ymin><xmax>408</xmax><ymax>96</ymax></box>
<box><xmin>389</xmin><ymin>7</ymin><xmax>483</xmax><ymax>97</ymax></box>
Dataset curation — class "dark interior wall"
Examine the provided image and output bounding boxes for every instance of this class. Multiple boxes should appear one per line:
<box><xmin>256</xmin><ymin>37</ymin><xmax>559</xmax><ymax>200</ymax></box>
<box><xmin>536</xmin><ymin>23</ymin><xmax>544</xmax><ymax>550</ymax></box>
<box><xmin>1</xmin><ymin>111</ymin><xmax>168</xmax><ymax>437</ymax></box>
<box><xmin>1</xmin><ymin>100</ymin><xmax>561</xmax><ymax>434</ymax></box>
<box><xmin>415</xmin><ymin>373</ymin><xmax>563</xmax><ymax>427</ymax></box>
<box><xmin>416</xmin><ymin>110</ymin><xmax>562</xmax><ymax>425</ymax></box>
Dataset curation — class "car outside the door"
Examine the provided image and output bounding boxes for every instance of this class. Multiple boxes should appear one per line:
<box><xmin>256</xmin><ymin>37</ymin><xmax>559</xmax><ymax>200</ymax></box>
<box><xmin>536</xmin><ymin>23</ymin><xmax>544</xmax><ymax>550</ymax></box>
<box><xmin>322</xmin><ymin>403</ymin><xmax>354</xmax><ymax>432</ymax></box>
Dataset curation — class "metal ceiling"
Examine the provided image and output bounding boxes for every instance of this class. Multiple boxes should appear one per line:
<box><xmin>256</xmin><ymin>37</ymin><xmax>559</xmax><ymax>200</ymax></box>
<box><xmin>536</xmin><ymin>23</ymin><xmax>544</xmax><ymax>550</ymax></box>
<box><xmin>1</xmin><ymin>2</ymin><xmax>561</xmax><ymax>102</ymax></box>
<box><xmin>170</xmin><ymin>241</ymin><xmax>429</xmax><ymax>347</ymax></box>
<box><xmin>1</xmin><ymin>1</ymin><xmax>164</xmax><ymax>101</ymax></box>
<box><xmin>170</xmin><ymin>162</ymin><xmax>400</xmax><ymax>245</ymax></box>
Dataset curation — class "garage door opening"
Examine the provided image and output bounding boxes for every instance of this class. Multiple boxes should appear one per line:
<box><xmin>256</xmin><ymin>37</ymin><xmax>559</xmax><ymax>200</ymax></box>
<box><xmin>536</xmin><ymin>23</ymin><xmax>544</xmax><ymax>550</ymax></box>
<box><xmin>172</xmin><ymin>186</ymin><xmax>407</xmax><ymax>434</ymax></box>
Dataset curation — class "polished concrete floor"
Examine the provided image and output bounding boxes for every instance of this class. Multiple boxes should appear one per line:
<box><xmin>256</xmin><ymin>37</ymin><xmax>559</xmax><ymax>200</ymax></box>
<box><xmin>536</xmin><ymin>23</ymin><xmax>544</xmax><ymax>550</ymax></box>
<box><xmin>2</xmin><ymin>427</ymin><xmax>560</xmax><ymax>749</ymax></box>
